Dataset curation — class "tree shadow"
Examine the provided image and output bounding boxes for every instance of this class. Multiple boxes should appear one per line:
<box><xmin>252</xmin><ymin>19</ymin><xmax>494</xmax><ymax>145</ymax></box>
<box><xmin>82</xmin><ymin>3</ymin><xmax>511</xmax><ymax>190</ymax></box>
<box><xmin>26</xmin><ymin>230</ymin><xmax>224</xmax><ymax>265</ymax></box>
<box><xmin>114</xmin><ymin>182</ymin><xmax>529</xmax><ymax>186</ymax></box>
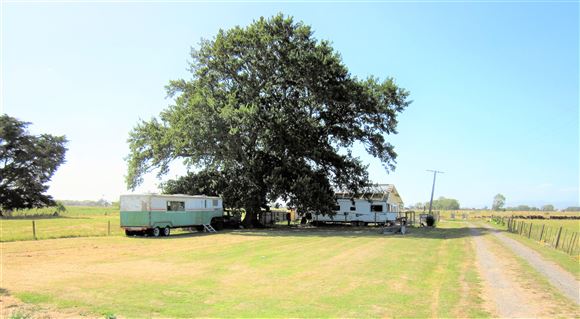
<box><xmin>124</xmin><ymin>230</ymin><xmax>223</xmax><ymax>239</ymax></box>
<box><xmin>0</xmin><ymin>288</ymin><xmax>10</xmax><ymax>296</ymax></box>
<box><xmin>222</xmin><ymin>225</ymin><xmax>494</xmax><ymax>239</ymax></box>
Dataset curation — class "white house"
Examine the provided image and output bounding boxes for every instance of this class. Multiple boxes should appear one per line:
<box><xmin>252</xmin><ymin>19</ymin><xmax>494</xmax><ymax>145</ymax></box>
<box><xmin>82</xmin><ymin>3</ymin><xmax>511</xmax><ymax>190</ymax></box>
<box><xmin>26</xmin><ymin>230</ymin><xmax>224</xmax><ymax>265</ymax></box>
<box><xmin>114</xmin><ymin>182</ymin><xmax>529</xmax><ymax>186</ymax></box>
<box><xmin>312</xmin><ymin>184</ymin><xmax>404</xmax><ymax>226</ymax></box>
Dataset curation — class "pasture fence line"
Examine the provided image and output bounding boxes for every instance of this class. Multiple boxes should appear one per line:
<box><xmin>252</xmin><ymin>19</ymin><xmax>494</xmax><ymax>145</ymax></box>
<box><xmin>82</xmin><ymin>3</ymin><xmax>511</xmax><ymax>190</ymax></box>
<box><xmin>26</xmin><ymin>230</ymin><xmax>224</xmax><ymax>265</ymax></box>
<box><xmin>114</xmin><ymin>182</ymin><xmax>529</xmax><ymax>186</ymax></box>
<box><xmin>18</xmin><ymin>219</ymin><xmax>120</xmax><ymax>242</ymax></box>
<box><xmin>491</xmin><ymin>216</ymin><xmax>579</xmax><ymax>256</ymax></box>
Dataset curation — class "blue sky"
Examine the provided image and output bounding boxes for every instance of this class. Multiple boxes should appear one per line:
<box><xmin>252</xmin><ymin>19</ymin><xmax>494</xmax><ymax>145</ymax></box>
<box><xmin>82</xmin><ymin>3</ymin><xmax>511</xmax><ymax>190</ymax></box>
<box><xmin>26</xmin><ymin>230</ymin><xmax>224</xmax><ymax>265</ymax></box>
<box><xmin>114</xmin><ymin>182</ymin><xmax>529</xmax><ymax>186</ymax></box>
<box><xmin>1</xmin><ymin>1</ymin><xmax>578</xmax><ymax>209</ymax></box>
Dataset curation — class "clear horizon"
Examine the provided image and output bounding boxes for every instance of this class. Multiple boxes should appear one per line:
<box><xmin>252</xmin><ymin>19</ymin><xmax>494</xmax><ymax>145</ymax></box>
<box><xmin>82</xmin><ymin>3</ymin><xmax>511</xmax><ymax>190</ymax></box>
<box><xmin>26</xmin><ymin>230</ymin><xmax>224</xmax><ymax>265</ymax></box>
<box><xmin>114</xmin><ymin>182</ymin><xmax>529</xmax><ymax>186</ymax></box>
<box><xmin>2</xmin><ymin>2</ymin><xmax>578</xmax><ymax>209</ymax></box>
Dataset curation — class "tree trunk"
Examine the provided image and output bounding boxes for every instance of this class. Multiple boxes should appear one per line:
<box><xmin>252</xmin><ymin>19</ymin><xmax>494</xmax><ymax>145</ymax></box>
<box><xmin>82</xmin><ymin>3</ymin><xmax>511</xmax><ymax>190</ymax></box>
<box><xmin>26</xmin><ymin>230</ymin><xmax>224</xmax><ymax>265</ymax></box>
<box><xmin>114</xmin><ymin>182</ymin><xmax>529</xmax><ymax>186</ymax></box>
<box><xmin>242</xmin><ymin>209</ymin><xmax>260</xmax><ymax>228</ymax></box>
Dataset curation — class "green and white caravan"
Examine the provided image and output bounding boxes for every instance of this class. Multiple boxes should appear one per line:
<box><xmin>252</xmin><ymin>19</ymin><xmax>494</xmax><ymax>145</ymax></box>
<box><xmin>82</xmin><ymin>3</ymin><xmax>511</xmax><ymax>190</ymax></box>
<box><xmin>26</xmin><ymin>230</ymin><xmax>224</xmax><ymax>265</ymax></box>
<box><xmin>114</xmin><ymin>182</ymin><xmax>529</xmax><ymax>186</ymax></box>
<box><xmin>120</xmin><ymin>194</ymin><xmax>224</xmax><ymax>237</ymax></box>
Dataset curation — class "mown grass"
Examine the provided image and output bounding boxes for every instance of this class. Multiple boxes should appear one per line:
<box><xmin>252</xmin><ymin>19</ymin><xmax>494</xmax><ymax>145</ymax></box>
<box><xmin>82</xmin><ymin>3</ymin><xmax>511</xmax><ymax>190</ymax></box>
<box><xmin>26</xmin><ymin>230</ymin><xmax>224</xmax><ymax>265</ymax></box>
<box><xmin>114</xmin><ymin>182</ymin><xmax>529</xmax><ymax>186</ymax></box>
<box><xmin>5</xmin><ymin>222</ymin><xmax>490</xmax><ymax>318</ymax></box>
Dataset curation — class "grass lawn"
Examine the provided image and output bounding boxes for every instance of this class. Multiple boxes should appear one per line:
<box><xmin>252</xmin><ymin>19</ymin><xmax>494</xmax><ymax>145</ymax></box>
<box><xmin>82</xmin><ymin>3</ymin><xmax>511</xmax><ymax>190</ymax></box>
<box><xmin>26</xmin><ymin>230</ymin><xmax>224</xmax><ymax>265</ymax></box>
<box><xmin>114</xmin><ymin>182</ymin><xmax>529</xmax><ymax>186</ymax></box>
<box><xmin>2</xmin><ymin>222</ymin><xmax>489</xmax><ymax>318</ymax></box>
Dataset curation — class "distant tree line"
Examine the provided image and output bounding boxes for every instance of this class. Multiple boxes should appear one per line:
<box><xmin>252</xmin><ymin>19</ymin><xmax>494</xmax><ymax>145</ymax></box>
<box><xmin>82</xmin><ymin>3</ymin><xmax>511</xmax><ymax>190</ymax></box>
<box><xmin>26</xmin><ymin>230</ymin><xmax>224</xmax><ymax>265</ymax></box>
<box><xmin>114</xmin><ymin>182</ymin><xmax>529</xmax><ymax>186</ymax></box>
<box><xmin>58</xmin><ymin>199</ymin><xmax>111</xmax><ymax>207</ymax></box>
<box><xmin>491</xmin><ymin>205</ymin><xmax>578</xmax><ymax>212</ymax></box>
<box><xmin>492</xmin><ymin>194</ymin><xmax>576</xmax><ymax>212</ymax></box>
<box><xmin>504</xmin><ymin>205</ymin><xmax>543</xmax><ymax>211</ymax></box>
<box><xmin>413</xmin><ymin>196</ymin><xmax>460</xmax><ymax>210</ymax></box>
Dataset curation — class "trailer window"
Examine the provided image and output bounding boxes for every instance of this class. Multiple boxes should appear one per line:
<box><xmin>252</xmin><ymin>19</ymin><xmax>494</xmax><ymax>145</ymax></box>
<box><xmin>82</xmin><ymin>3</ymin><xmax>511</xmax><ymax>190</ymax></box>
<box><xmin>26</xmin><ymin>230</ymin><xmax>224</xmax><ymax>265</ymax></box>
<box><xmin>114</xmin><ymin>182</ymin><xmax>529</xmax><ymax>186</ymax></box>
<box><xmin>371</xmin><ymin>205</ymin><xmax>383</xmax><ymax>212</ymax></box>
<box><xmin>350</xmin><ymin>206</ymin><xmax>356</xmax><ymax>211</ymax></box>
<box><xmin>332</xmin><ymin>205</ymin><xmax>340</xmax><ymax>211</ymax></box>
<box><xmin>212</xmin><ymin>199</ymin><xmax>219</xmax><ymax>207</ymax></box>
<box><xmin>167</xmin><ymin>201</ymin><xmax>185</xmax><ymax>211</ymax></box>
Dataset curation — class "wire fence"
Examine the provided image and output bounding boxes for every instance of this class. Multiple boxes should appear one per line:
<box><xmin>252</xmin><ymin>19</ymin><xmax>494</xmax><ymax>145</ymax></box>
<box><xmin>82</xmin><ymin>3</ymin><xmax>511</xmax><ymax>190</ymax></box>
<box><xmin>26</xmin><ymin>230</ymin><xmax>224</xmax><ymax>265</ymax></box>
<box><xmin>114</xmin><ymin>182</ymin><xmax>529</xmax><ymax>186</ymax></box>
<box><xmin>491</xmin><ymin>216</ymin><xmax>579</xmax><ymax>256</ymax></box>
<box><xmin>1</xmin><ymin>219</ymin><xmax>121</xmax><ymax>242</ymax></box>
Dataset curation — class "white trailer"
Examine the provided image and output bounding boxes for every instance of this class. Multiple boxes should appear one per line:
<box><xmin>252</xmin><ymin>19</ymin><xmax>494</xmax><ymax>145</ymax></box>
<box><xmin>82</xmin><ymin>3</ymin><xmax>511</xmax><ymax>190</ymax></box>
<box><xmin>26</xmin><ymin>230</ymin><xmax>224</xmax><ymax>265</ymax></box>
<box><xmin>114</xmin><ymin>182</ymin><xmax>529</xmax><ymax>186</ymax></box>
<box><xmin>311</xmin><ymin>184</ymin><xmax>404</xmax><ymax>226</ymax></box>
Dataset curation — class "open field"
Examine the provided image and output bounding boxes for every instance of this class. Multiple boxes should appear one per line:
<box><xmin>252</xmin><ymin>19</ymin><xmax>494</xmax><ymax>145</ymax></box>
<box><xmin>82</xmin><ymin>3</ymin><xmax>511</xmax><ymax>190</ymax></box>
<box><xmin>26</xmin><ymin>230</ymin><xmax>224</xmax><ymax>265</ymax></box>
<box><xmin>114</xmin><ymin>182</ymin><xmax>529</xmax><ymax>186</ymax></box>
<box><xmin>4</xmin><ymin>206</ymin><xmax>119</xmax><ymax>218</ymax></box>
<box><xmin>2</xmin><ymin>210</ymin><xmax>579</xmax><ymax>318</ymax></box>
<box><xmin>2</xmin><ymin>222</ymin><xmax>491</xmax><ymax>318</ymax></box>
<box><xmin>438</xmin><ymin>210</ymin><xmax>580</xmax><ymax>220</ymax></box>
<box><xmin>507</xmin><ymin>219</ymin><xmax>579</xmax><ymax>234</ymax></box>
<box><xmin>1</xmin><ymin>207</ymin><xmax>122</xmax><ymax>242</ymax></box>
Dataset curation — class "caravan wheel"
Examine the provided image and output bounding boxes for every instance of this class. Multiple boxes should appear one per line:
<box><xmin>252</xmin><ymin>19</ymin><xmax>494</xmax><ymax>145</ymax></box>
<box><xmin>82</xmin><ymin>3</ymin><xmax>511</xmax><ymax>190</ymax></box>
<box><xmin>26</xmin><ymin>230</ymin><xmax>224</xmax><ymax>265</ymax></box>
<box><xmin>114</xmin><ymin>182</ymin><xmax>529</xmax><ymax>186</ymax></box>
<box><xmin>151</xmin><ymin>227</ymin><xmax>161</xmax><ymax>237</ymax></box>
<box><xmin>162</xmin><ymin>226</ymin><xmax>171</xmax><ymax>237</ymax></box>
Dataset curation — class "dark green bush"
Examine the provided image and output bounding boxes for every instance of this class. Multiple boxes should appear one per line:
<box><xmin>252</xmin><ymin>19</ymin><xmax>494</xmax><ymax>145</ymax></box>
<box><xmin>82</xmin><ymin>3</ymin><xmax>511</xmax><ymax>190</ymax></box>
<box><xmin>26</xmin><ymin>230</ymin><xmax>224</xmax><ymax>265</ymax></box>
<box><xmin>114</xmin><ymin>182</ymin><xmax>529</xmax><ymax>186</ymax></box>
<box><xmin>426</xmin><ymin>215</ymin><xmax>435</xmax><ymax>227</ymax></box>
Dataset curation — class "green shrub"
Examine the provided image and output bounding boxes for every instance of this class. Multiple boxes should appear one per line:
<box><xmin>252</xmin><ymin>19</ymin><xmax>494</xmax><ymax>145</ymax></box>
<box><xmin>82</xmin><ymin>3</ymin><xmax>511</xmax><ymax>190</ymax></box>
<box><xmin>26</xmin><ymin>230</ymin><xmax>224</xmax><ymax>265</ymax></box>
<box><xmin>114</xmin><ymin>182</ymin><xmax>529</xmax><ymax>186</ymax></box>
<box><xmin>426</xmin><ymin>215</ymin><xmax>435</xmax><ymax>227</ymax></box>
<box><xmin>9</xmin><ymin>310</ymin><xmax>32</xmax><ymax>319</ymax></box>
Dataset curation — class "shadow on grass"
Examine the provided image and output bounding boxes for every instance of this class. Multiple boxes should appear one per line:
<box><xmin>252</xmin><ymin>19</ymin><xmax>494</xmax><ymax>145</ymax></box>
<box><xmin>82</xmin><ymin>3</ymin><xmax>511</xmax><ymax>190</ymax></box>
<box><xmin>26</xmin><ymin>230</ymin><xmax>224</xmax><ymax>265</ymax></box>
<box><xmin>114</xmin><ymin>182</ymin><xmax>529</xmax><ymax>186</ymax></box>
<box><xmin>222</xmin><ymin>226</ymin><xmax>494</xmax><ymax>239</ymax></box>
<box><xmin>126</xmin><ymin>224</ymin><xmax>495</xmax><ymax>240</ymax></box>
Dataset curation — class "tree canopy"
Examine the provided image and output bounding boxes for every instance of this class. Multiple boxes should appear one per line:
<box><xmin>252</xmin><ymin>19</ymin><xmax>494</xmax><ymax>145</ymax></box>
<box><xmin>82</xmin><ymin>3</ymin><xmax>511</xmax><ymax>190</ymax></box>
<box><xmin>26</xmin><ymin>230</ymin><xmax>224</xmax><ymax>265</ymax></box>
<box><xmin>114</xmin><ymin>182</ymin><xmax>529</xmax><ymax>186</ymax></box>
<box><xmin>492</xmin><ymin>194</ymin><xmax>506</xmax><ymax>211</ymax></box>
<box><xmin>126</xmin><ymin>14</ymin><xmax>410</xmax><ymax>225</ymax></box>
<box><xmin>416</xmin><ymin>196</ymin><xmax>460</xmax><ymax>210</ymax></box>
<box><xmin>0</xmin><ymin>115</ymin><xmax>67</xmax><ymax>213</ymax></box>
<box><xmin>541</xmin><ymin>204</ymin><xmax>555</xmax><ymax>211</ymax></box>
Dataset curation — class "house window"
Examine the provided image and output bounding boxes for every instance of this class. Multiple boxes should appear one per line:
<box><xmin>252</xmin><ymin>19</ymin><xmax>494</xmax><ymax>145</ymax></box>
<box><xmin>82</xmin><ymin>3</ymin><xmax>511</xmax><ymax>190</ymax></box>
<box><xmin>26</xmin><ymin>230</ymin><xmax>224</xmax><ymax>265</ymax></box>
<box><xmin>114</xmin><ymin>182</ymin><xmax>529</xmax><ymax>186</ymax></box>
<box><xmin>371</xmin><ymin>205</ymin><xmax>383</xmax><ymax>212</ymax></box>
<box><xmin>167</xmin><ymin>201</ymin><xmax>185</xmax><ymax>211</ymax></box>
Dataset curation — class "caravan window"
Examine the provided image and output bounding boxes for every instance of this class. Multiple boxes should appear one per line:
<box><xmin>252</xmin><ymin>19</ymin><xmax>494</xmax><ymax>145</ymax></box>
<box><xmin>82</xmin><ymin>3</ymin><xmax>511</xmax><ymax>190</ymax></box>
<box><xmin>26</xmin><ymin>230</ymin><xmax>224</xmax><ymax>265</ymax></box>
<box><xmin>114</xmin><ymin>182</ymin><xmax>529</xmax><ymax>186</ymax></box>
<box><xmin>212</xmin><ymin>199</ymin><xmax>219</xmax><ymax>207</ymax></box>
<box><xmin>350</xmin><ymin>206</ymin><xmax>356</xmax><ymax>211</ymax></box>
<box><xmin>332</xmin><ymin>205</ymin><xmax>340</xmax><ymax>211</ymax></box>
<box><xmin>371</xmin><ymin>205</ymin><xmax>383</xmax><ymax>212</ymax></box>
<box><xmin>167</xmin><ymin>201</ymin><xmax>185</xmax><ymax>211</ymax></box>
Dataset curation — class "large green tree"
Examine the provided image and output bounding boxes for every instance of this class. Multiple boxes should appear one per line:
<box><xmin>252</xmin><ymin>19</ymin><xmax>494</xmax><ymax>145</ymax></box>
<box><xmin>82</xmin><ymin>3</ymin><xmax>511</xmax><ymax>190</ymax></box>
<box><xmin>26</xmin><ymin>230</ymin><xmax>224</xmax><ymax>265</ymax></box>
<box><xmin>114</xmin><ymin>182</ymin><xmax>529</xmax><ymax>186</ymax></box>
<box><xmin>126</xmin><ymin>14</ymin><xmax>410</xmax><ymax>226</ymax></box>
<box><xmin>0</xmin><ymin>115</ymin><xmax>67</xmax><ymax>214</ymax></box>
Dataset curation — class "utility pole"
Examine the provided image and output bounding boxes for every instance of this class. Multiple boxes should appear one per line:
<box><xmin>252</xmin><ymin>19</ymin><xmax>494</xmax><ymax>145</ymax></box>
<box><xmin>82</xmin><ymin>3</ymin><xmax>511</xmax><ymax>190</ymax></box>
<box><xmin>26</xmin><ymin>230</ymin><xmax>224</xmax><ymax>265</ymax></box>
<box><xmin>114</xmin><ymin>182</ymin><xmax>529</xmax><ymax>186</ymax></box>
<box><xmin>427</xmin><ymin>170</ymin><xmax>444</xmax><ymax>215</ymax></box>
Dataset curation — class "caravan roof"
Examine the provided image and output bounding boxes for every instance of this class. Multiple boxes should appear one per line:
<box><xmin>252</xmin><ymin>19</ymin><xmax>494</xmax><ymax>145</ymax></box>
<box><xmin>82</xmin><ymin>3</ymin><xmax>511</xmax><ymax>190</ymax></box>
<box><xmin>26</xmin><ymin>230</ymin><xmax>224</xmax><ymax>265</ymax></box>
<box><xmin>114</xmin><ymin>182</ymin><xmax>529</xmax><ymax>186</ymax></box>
<box><xmin>120</xmin><ymin>193</ymin><xmax>221</xmax><ymax>200</ymax></box>
<box><xmin>334</xmin><ymin>184</ymin><xmax>403</xmax><ymax>205</ymax></box>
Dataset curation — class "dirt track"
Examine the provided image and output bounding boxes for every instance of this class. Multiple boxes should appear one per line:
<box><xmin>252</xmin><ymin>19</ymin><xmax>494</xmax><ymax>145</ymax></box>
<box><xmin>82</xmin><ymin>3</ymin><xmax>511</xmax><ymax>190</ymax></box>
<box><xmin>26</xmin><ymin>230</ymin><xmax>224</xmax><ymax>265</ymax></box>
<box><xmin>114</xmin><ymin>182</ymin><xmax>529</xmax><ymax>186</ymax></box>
<box><xmin>479</xmin><ymin>222</ymin><xmax>580</xmax><ymax>304</ymax></box>
<box><xmin>468</xmin><ymin>223</ymin><xmax>579</xmax><ymax>317</ymax></box>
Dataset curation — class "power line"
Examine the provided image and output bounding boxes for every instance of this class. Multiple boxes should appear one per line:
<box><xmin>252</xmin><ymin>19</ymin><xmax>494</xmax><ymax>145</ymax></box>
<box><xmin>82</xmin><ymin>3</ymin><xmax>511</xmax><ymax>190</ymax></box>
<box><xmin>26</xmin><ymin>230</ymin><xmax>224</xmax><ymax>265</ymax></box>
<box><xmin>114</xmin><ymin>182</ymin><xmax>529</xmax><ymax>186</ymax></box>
<box><xmin>426</xmin><ymin>170</ymin><xmax>444</xmax><ymax>215</ymax></box>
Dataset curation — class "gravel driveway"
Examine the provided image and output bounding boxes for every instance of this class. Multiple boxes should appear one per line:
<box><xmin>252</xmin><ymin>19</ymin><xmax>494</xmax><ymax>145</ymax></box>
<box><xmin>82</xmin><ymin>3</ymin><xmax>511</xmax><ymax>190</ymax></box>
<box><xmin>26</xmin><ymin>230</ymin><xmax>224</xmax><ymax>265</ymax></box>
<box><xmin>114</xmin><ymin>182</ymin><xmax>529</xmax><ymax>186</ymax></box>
<box><xmin>468</xmin><ymin>224</ymin><xmax>542</xmax><ymax>317</ymax></box>
<box><xmin>479</xmin><ymin>222</ymin><xmax>580</xmax><ymax>305</ymax></box>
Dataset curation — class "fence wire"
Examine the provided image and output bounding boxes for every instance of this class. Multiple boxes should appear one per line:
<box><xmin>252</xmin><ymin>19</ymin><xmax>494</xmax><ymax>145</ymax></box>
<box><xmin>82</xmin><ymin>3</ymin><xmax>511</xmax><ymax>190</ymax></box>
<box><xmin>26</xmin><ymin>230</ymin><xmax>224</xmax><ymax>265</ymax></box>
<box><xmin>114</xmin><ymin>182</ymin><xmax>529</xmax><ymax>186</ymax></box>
<box><xmin>491</xmin><ymin>216</ymin><xmax>579</xmax><ymax>256</ymax></box>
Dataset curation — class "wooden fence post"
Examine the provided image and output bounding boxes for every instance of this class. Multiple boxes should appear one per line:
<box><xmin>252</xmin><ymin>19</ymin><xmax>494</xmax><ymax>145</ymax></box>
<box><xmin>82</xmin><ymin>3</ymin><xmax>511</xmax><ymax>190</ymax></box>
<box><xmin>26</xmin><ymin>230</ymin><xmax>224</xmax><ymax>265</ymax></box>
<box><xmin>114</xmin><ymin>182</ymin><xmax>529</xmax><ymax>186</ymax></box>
<box><xmin>32</xmin><ymin>220</ymin><xmax>37</xmax><ymax>240</ymax></box>
<box><xmin>108</xmin><ymin>221</ymin><xmax>111</xmax><ymax>236</ymax></box>
<box><xmin>571</xmin><ymin>234</ymin><xmax>578</xmax><ymax>255</ymax></box>
<box><xmin>555</xmin><ymin>226</ymin><xmax>563</xmax><ymax>249</ymax></box>
<box><xmin>528</xmin><ymin>224</ymin><xmax>533</xmax><ymax>239</ymax></box>
<box><xmin>562</xmin><ymin>230</ymin><xmax>568</xmax><ymax>251</ymax></box>
<box><xmin>539</xmin><ymin>224</ymin><xmax>545</xmax><ymax>242</ymax></box>
<box><xmin>566</xmin><ymin>233</ymin><xmax>576</xmax><ymax>254</ymax></box>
